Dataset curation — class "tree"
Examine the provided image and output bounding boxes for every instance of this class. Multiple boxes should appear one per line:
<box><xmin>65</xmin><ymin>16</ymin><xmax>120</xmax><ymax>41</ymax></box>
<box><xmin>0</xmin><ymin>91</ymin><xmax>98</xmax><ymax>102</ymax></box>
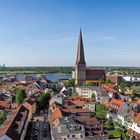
<box><xmin>0</xmin><ymin>113</ymin><xmax>6</xmax><ymax>125</ymax></box>
<box><xmin>51</xmin><ymin>84</ymin><xmax>57</xmax><ymax>92</ymax></box>
<box><xmin>84</xmin><ymin>82</ymin><xmax>97</xmax><ymax>86</ymax></box>
<box><xmin>91</xmin><ymin>93</ymin><xmax>96</xmax><ymax>99</ymax></box>
<box><xmin>106</xmin><ymin>80</ymin><xmax>112</xmax><ymax>84</ymax></box>
<box><xmin>123</xmin><ymin>133</ymin><xmax>130</xmax><ymax>140</ymax></box>
<box><xmin>66</xmin><ymin>79</ymin><xmax>75</xmax><ymax>87</ymax></box>
<box><xmin>36</xmin><ymin>93</ymin><xmax>51</xmax><ymax>108</ymax></box>
<box><xmin>99</xmin><ymin>80</ymin><xmax>105</xmax><ymax>85</ymax></box>
<box><xmin>119</xmin><ymin>82</ymin><xmax>127</xmax><ymax>93</ymax></box>
<box><xmin>105</xmin><ymin>120</ymin><xmax>114</xmax><ymax>130</ymax></box>
<box><xmin>14</xmin><ymin>88</ymin><xmax>27</xmax><ymax>105</ymax></box>
<box><xmin>13</xmin><ymin>88</ymin><xmax>20</xmax><ymax>95</ymax></box>
<box><xmin>95</xmin><ymin>104</ymin><xmax>107</xmax><ymax>122</ymax></box>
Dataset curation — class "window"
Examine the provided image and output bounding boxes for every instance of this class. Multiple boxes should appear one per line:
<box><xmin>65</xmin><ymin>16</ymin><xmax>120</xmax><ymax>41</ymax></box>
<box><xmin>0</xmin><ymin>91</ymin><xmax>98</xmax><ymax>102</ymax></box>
<box><xmin>67</xmin><ymin>135</ymin><xmax>70</xmax><ymax>138</ymax></box>
<box><xmin>72</xmin><ymin>135</ymin><xmax>75</xmax><ymax>138</ymax></box>
<box><xmin>81</xmin><ymin>135</ymin><xmax>83</xmax><ymax>138</ymax></box>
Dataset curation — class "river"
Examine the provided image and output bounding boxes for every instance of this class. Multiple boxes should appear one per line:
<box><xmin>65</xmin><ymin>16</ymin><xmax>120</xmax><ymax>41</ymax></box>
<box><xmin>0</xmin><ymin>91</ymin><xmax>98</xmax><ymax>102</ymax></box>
<box><xmin>16</xmin><ymin>73</ymin><xmax>72</xmax><ymax>82</ymax></box>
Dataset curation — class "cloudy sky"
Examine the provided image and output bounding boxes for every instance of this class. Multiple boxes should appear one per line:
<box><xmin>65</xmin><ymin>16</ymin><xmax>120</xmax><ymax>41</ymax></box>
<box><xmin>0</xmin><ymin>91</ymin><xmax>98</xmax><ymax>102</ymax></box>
<box><xmin>0</xmin><ymin>0</ymin><xmax>140</xmax><ymax>67</ymax></box>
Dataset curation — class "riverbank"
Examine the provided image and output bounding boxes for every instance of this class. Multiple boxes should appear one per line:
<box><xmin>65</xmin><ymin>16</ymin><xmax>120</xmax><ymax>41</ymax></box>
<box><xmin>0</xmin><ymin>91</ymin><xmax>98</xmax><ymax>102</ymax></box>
<box><xmin>0</xmin><ymin>67</ymin><xmax>73</xmax><ymax>75</ymax></box>
<box><xmin>0</xmin><ymin>73</ymin><xmax>72</xmax><ymax>82</ymax></box>
<box><xmin>0</xmin><ymin>71</ymin><xmax>72</xmax><ymax>75</ymax></box>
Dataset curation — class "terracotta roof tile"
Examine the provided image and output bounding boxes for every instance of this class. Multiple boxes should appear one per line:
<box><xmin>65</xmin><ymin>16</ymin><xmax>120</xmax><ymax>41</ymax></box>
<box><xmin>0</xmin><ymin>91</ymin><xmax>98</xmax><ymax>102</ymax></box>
<box><xmin>0</xmin><ymin>101</ymin><xmax>11</xmax><ymax>109</ymax></box>
<box><xmin>109</xmin><ymin>99</ymin><xmax>126</xmax><ymax>112</ymax></box>
<box><xmin>50</xmin><ymin>108</ymin><xmax>63</xmax><ymax>123</ymax></box>
<box><xmin>34</xmin><ymin>90</ymin><xmax>44</xmax><ymax>93</ymax></box>
<box><xmin>134</xmin><ymin>113</ymin><xmax>140</xmax><ymax>125</ymax></box>
<box><xmin>61</xmin><ymin>108</ymin><xmax>90</xmax><ymax>114</ymax></box>
<box><xmin>69</xmin><ymin>100</ymin><xmax>85</xmax><ymax>106</ymax></box>
<box><xmin>110</xmin><ymin>99</ymin><xmax>125</xmax><ymax>107</ymax></box>
<box><xmin>128</xmin><ymin>129</ymin><xmax>140</xmax><ymax>140</ymax></box>
<box><xmin>70</xmin><ymin>95</ymin><xmax>84</xmax><ymax>101</ymax></box>
<box><xmin>102</xmin><ymin>84</ymin><xmax>116</xmax><ymax>93</ymax></box>
<box><xmin>0</xmin><ymin>105</ymin><xmax>29</xmax><ymax>139</ymax></box>
<box><xmin>86</xmin><ymin>69</ymin><xmax>106</xmax><ymax>80</ymax></box>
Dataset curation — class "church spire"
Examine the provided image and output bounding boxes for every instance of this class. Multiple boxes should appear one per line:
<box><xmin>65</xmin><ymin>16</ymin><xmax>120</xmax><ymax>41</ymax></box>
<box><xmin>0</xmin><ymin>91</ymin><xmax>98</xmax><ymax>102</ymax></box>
<box><xmin>76</xmin><ymin>29</ymin><xmax>86</xmax><ymax>65</ymax></box>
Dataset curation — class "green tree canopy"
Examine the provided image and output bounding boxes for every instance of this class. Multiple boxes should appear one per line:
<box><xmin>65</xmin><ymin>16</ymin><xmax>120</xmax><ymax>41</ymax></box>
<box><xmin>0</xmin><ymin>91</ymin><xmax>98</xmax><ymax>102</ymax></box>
<box><xmin>51</xmin><ymin>84</ymin><xmax>57</xmax><ymax>92</ymax></box>
<box><xmin>13</xmin><ymin>88</ymin><xmax>20</xmax><ymax>95</ymax></box>
<box><xmin>99</xmin><ymin>80</ymin><xmax>105</xmax><ymax>85</ymax></box>
<box><xmin>95</xmin><ymin>104</ymin><xmax>107</xmax><ymax>122</ymax></box>
<box><xmin>119</xmin><ymin>82</ymin><xmax>127</xmax><ymax>93</ymax></box>
<box><xmin>0</xmin><ymin>113</ymin><xmax>6</xmax><ymax>125</ymax></box>
<box><xmin>66</xmin><ymin>79</ymin><xmax>75</xmax><ymax>87</ymax></box>
<box><xmin>105</xmin><ymin>120</ymin><xmax>114</xmax><ymax>130</ymax></box>
<box><xmin>13</xmin><ymin>88</ymin><xmax>27</xmax><ymax>105</ymax></box>
<box><xmin>106</xmin><ymin>80</ymin><xmax>112</xmax><ymax>84</ymax></box>
<box><xmin>91</xmin><ymin>93</ymin><xmax>96</xmax><ymax>99</ymax></box>
<box><xmin>36</xmin><ymin>93</ymin><xmax>51</xmax><ymax>108</ymax></box>
<box><xmin>99</xmin><ymin>79</ymin><xmax>112</xmax><ymax>85</ymax></box>
<box><xmin>84</xmin><ymin>82</ymin><xmax>97</xmax><ymax>87</ymax></box>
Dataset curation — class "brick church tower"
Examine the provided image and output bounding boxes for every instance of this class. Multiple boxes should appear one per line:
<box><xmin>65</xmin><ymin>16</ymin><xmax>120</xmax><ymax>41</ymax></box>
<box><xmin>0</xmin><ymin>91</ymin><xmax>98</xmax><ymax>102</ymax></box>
<box><xmin>75</xmin><ymin>29</ymin><xmax>86</xmax><ymax>85</ymax></box>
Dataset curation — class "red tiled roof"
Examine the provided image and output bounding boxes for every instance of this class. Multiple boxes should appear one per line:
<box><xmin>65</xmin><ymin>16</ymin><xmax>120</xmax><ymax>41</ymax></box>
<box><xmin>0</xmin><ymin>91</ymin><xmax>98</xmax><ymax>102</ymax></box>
<box><xmin>61</xmin><ymin>108</ymin><xmax>90</xmax><ymax>114</ymax></box>
<box><xmin>0</xmin><ymin>105</ymin><xmax>29</xmax><ymax>139</ymax></box>
<box><xmin>49</xmin><ymin>108</ymin><xmax>63</xmax><ymax>124</ymax></box>
<box><xmin>128</xmin><ymin>129</ymin><xmax>140</xmax><ymax>140</ymax></box>
<box><xmin>34</xmin><ymin>90</ymin><xmax>44</xmax><ymax>93</ymax></box>
<box><xmin>109</xmin><ymin>99</ymin><xmax>126</xmax><ymax>112</ymax></box>
<box><xmin>63</xmin><ymin>104</ymin><xmax>74</xmax><ymax>109</ymax></box>
<box><xmin>84</xmin><ymin>98</ymin><xmax>95</xmax><ymax>104</ymax></box>
<box><xmin>64</xmin><ymin>96</ymin><xmax>95</xmax><ymax>107</ymax></box>
<box><xmin>86</xmin><ymin>69</ymin><xmax>105</xmax><ymax>76</ymax></box>
<box><xmin>69</xmin><ymin>100</ymin><xmax>85</xmax><ymax>106</ymax></box>
<box><xmin>110</xmin><ymin>99</ymin><xmax>125</xmax><ymax>106</ymax></box>
<box><xmin>102</xmin><ymin>84</ymin><xmax>116</xmax><ymax>93</ymax></box>
<box><xmin>86</xmin><ymin>69</ymin><xmax>106</xmax><ymax>80</ymax></box>
<box><xmin>134</xmin><ymin>113</ymin><xmax>140</xmax><ymax>125</ymax></box>
<box><xmin>137</xmin><ymin>100</ymin><xmax>140</xmax><ymax>105</ymax></box>
<box><xmin>16</xmin><ymin>85</ymin><xmax>26</xmax><ymax>90</ymax></box>
<box><xmin>70</xmin><ymin>95</ymin><xmax>84</xmax><ymax>101</ymax></box>
<box><xmin>0</xmin><ymin>101</ymin><xmax>11</xmax><ymax>109</ymax></box>
<box><xmin>76</xmin><ymin>112</ymin><xmax>90</xmax><ymax>116</ymax></box>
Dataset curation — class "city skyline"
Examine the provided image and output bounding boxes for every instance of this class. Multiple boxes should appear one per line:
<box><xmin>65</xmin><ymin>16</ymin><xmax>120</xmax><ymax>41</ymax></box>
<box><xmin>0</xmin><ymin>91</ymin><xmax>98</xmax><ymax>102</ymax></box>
<box><xmin>0</xmin><ymin>0</ymin><xmax>140</xmax><ymax>66</ymax></box>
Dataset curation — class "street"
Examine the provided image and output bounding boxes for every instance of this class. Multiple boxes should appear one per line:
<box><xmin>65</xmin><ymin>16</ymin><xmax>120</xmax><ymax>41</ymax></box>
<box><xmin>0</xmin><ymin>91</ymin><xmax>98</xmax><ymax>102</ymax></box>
<box><xmin>30</xmin><ymin>120</ymin><xmax>51</xmax><ymax>140</ymax></box>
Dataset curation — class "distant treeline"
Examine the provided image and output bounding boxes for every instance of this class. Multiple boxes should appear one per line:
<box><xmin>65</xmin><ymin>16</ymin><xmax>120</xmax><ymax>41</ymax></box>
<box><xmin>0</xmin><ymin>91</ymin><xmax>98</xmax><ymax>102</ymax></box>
<box><xmin>0</xmin><ymin>67</ymin><xmax>73</xmax><ymax>74</ymax></box>
<box><xmin>1</xmin><ymin>66</ymin><xmax>140</xmax><ymax>76</ymax></box>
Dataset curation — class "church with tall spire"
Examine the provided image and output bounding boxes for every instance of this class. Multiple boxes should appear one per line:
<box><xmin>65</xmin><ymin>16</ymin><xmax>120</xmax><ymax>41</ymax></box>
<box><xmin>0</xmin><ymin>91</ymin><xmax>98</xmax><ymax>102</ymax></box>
<box><xmin>73</xmin><ymin>29</ymin><xmax>106</xmax><ymax>85</ymax></box>
<box><xmin>75</xmin><ymin>29</ymin><xmax>86</xmax><ymax>85</ymax></box>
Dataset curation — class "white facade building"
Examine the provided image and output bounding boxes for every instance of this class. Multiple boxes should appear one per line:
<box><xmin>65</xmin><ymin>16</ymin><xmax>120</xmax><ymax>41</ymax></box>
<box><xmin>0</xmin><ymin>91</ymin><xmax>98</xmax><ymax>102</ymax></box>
<box><xmin>76</xmin><ymin>86</ymin><xmax>109</xmax><ymax>104</ymax></box>
<box><xmin>76</xmin><ymin>87</ymin><xmax>95</xmax><ymax>98</ymax></box>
